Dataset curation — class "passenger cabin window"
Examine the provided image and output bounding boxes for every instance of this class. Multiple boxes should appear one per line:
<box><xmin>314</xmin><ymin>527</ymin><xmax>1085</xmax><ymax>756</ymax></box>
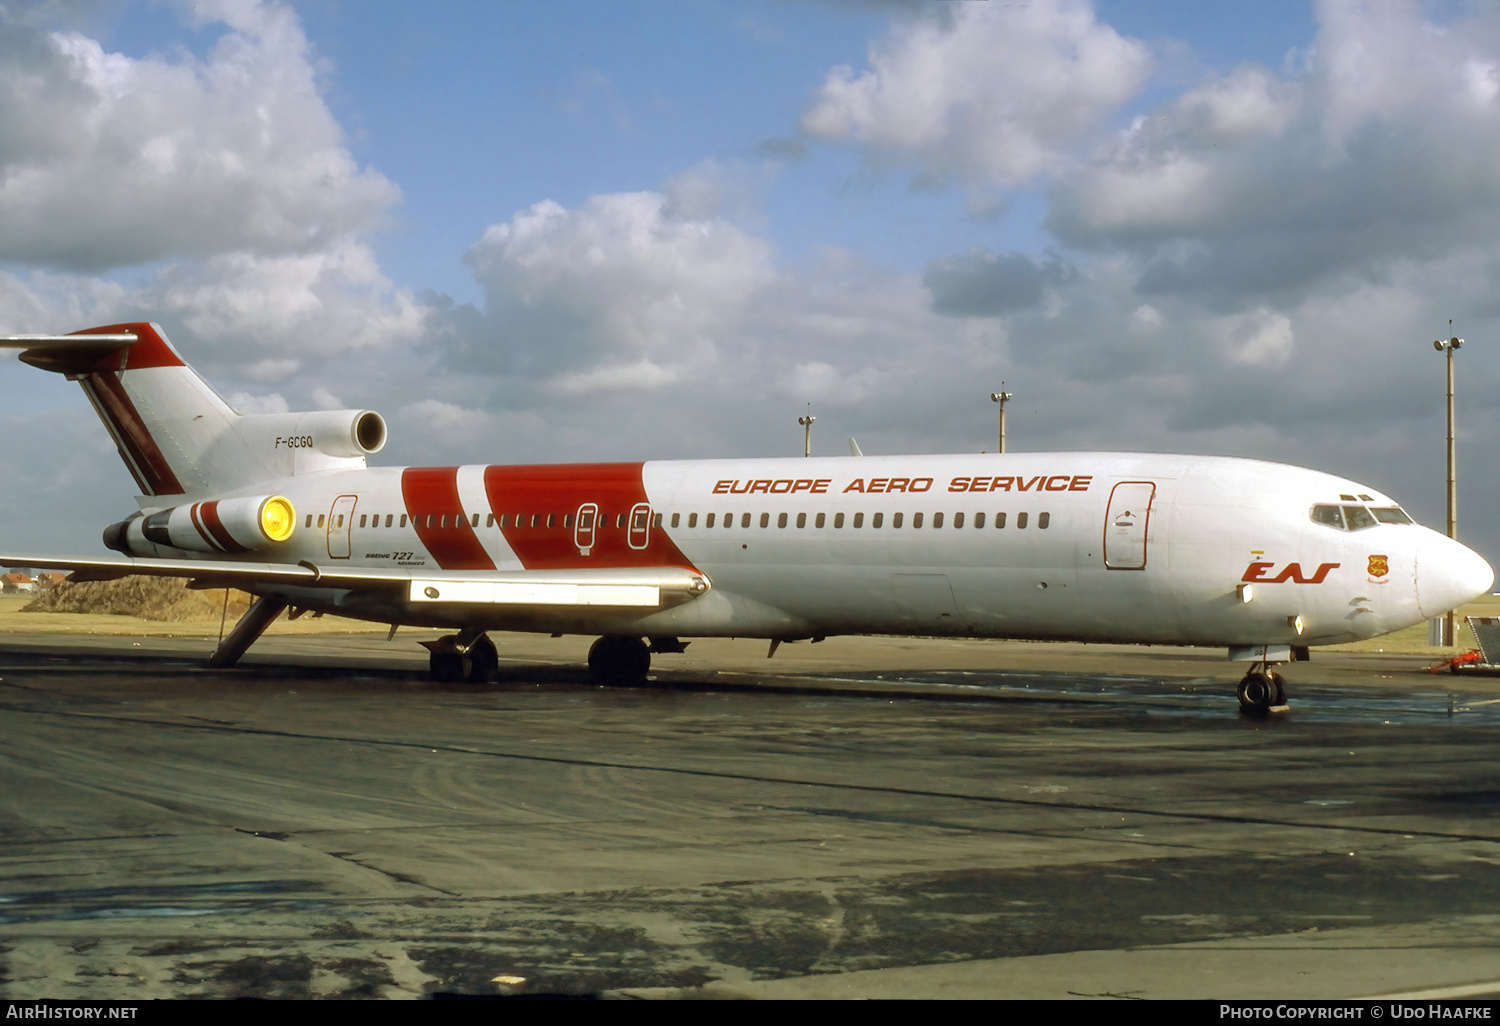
<box><xmin>305</xmin><ymin>515</ymin><xmax>313</xmax><ymax>528</ymax></box>
<box><xmin>688</xmin><ymin>513</ymin><xmax>698</xmax><ymax>528</ymax></box>
<box><xmin>814</xmin><ymin>513</ymin><xmax>823</xmax><ymax>528</ymax></box>
<box><xmin>892</xmin><ymin>512</ymin><xmax>903</xmax><ymax>528</ymax></box>
<box><xmin>359</xmin><ymin>515</ymin><xmax>367</xmax><ymax>528</ymax></box>
<box><xmin>671</xmin><ymin>513</ymin><xmax>680</xmax><ymax>528</ymax></box>
<box><xmin>995</xmin><ymin>512</ymin><xmax>1006</xmax><ymax>528</ymax></box>
<box><xmin>1016</xmin><ymin>512</ymin><xmax>1028</xmax><ymax>529</ymax></box>
<box><xmin>854</xmin><ymin>513</ymin><xmax>865</xmax><ymax>528</ymax></box>
<box><xmin>778</xmin><ymin>513</ymin><xmax>788</xmax><ymax>528</ymax></box>
<box><xmin>317</xmin><ymin>514</ymin><xmax>326</xmax><ymax>528</ymax></box>
<box><xmin>1038</xmin><ymin>512</ymin><xmax>1050</xmax><ymax>529</ymax></box>
<box><xmin>834</xmin><ymin>513</ymin><xmax>844</xmax><ymax>528</ymax></box>
<box><xmin>399</xmin><ymin>515</ymin><xmax>407</xmax><ymax>528</ymax></box>
<box><xmin>742</xmin><ymin>513</ymin><xmax>751</xmax><ymax>528</ymax></box>
<box><xmin>871</xmin><ymin>513</ymin><xmax>882</xmax><ymax>528</ymax></box>
<box><xmin>386</xmin><ymin>515</ymin><xmax>393</xmax><ymax>528</ymax></box>
<box><xmin>706</xmin><ymin>513</ymin><xmax>715</xmax><ymax>528</ymax></box>
<box><xmin>973</xmin><ymin>512</ymin><xmax>984</xmax><ymax>528</ymax></box>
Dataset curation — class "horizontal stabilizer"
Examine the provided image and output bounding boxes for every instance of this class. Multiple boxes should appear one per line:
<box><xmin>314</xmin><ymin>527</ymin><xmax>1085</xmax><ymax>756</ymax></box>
<box><xmin>0</xmin><ymin>334</ymin><xmax>139</xmax><ymax>346</ymax></box>
<box><xmin>0</xmin><ymin>333</ymin><xmax>139</xmax><ymax>374</ymax></box>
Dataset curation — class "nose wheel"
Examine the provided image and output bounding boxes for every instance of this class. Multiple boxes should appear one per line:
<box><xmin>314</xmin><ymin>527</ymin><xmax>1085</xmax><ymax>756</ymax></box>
<box><xmin>1236</xmin><ymin>665</ymin><xmax>1286</xmax><ymax>715</ymax></box>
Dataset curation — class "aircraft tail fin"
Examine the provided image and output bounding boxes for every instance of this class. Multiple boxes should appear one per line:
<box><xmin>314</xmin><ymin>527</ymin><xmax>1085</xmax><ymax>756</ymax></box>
<box><xmin>1</xmin><ymin>322</ymin><xmax>386</xmax><ymax>502</ymax></box>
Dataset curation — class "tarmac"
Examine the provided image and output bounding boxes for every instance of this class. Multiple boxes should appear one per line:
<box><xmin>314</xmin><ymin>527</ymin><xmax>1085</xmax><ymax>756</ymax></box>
<box><xmin>1</xmin><ymin>629</ymin><xmax>1498</xmax><ymax>1000</ymax></box>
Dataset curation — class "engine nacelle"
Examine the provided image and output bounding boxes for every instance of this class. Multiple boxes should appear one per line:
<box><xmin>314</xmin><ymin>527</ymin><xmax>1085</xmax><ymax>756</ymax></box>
<box><xmin>241</xmin><ymin>408</ymin><xmax>387</xmax><ymax>459</ymax></box>
<box><xmin>104</xmin><ymin>495</ymin><xmax>296</xmax><ymax>556</ymax></box>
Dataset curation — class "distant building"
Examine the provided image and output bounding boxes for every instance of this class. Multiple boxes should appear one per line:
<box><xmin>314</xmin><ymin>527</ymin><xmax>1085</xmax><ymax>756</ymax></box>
<box><xmin>35</xmin><ymin>572</ymin><xmax>66</xmax><ymax>589</ymax></box>
<box><xmin>1</xmin><ymin>573</ymin><xmax>35</xmax><ymax>594</ymax></box>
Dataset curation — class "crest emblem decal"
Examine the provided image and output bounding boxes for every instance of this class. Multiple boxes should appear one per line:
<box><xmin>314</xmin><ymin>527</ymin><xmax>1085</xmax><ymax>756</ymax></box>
<box><xmin>1368</xmin><ymin>554</ymin><xmax>1389</xmax><ymax>578</ymax></box>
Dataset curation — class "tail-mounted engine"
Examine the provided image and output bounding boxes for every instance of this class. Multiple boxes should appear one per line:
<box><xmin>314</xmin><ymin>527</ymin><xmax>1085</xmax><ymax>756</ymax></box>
<box><xmin>227</xmin><ymin>408</ymin><xmax>388</xmax><ymax>479</ymax></box>
<box><xmin>104</xmin><ymin>495</ymin><xmax>296</xmax><ymax>557</ymax></box>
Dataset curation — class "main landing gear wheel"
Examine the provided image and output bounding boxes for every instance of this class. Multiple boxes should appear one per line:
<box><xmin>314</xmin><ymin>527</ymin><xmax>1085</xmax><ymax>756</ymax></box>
<box><xmin>588</xmin><ymin>635</ymin><xmax>651</xmax><ymax>686</ymax></box>
<box><xmin>465</xmin><ymin>634</ymin><xmax>499</xmax><ymax>683</ymax></box>
<box><xmin>1236</xmin><ymin>670</ymin><xmax>1286</xmax><ymax>715</ymax></box>
<box><xmin>426</xmin><ymin>632</ymin><xmax>498</xmax><ymax>684</ymax></box>
<box><xmin>430</xmin><ymin>646</ymin><xmax>470</xmax><ymax>683</ymax></box>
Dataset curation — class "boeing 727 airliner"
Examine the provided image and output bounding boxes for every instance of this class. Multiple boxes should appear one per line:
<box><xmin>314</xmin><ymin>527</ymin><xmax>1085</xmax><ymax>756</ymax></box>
<box><xmin>2</xmin><ymin>323</ymin><xmax>1491</xmax><ymax>713</ymax></box>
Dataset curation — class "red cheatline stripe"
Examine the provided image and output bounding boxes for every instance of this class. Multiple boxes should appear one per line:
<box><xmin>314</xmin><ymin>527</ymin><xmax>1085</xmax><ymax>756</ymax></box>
<box><xmin>188</xmin><ymin>503</ymin><xmax>222</xmax><ymax>552</ymax></box>
<box><xmin>401</xmin><ymin>467</ymin><xmax>496</xmax><ymax>571</ymax></box>
<box><xmin>80</xmin><ymin>372</ymin><xmax>184</xmax><ymax>497</ymax></box>
<box><xmin>198</xmin><ymin>500</ymin><xmax>245</xmax><ymax>553</ymax></box>
<box><xmin>482</xmin><ymin>462</ymin><xmax>699</xmax><ymax>571</ymax></box>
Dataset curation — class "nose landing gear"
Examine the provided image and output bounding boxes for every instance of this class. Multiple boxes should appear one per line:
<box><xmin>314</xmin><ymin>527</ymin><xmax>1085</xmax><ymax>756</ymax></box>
<box><xmin>1236</xmin><ymin>663</ymin><xmax>1287</xmax><ymax>715</ymax></box>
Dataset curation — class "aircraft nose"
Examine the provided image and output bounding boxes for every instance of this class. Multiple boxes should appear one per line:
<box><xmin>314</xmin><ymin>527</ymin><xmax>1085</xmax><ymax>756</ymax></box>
<box><xmin>1415</xmin><ymin>532</ymin><xmax>1494</xmax><ymax>619</ymax></box>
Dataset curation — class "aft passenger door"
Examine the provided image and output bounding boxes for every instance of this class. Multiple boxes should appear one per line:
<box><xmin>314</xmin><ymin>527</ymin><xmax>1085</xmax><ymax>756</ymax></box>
<box><xmin>327</xmin><ymin>494</ymin><xmax>357</xmax><ymax>559</ymax></box>
<box><xmin>1104</xmin><ymin>481</ymin><xmax>1156</xmax><ymax>570</ymax></box>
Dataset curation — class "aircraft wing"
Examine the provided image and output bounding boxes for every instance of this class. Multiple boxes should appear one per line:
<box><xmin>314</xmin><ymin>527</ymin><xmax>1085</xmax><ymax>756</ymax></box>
<box><xmin>0</xmin><ymin>554</ymin><xmax>711</xmax><ymax>609</ymax></box>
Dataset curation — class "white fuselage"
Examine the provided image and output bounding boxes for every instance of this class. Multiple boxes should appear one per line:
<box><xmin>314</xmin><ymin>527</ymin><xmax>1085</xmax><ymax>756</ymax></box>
<box><xmin>133</xmin><ymin>451</ymin><xmax>1493</xmax><ymax>648</ymax></box>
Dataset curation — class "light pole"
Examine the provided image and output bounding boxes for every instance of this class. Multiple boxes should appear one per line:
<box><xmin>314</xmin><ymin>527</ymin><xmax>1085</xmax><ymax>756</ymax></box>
<box><xmin>990</xmin><ymin>385</ymin><xmax>1012</xmax><ymax>453</ymax></box>
<box><xmin>1434</xmin><ymin>330</ymin><xmax>1464</xmax><ymax>646</ymax></box>
<box><xmin>798</xmin><ymin>405</ymin><xmax>815</xmax><ymax>458</ymax></box>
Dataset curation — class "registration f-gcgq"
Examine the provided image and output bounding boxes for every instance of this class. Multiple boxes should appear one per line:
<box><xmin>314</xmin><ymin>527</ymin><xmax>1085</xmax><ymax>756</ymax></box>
<box><xmin>2</xmin><ymin>323</ymin><xmax>1490</xmax><ymax>713</ymax></box>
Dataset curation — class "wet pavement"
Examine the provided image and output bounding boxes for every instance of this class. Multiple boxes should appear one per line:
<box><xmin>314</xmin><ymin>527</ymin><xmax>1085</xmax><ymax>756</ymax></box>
<box><xmin>0</xmin><ymin>633</ymin><xmax>1497</xmax><ymax>999</ymax></box>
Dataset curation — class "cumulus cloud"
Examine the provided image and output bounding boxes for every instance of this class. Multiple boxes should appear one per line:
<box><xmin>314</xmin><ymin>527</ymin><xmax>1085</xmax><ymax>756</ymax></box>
<box><xmin>800</xmin><ymin>0</ymin><xmax>1150</xmax><ymax>195</ymax></box>
<box><xmin>0</xmin><ymin>0</ymin><xmax>398</xmax><ymax>273</ymax></box>
<box><xmin>924</xmin><ymin>249</ymin><xmax>1073</xmax><ymax>317</ymax></box>
<box><xmin>456</xmin><ymin>189</ymin><xmax>776</xmax><ymax>390</ymax></box>
<box><xmin>0</xmin><ymin>2</ymin><xmax>422</xmax><ymax>391</ymax></box>
<box><xmin>1050</xmin><ymin>0</ymin><xmax>1500</xmax><ymax>303</ymax></box>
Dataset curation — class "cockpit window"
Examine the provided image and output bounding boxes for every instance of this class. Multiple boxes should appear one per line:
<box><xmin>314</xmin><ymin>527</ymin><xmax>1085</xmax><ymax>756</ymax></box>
<box><xmin>1313</xmin><ymin>503</ymin><xmax>1412</xmax><ymax>530</ymax></box>
<box><xmin>1311</xmin><ymin>505</ymin><xmax>1345</xmax><ymax>529</ymax></box>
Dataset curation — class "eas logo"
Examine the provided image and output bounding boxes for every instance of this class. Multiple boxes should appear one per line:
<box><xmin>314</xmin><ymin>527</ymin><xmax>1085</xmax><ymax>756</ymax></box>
<box><xmin>1241</xmin><ymin>562</ymin><xmax>1340</xmax><ymax>584</ymax></box>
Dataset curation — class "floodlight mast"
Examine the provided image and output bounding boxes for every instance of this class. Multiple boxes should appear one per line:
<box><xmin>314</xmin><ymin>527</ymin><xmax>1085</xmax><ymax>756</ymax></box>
<box><xmin>1433</xmin><ymin>330</ymin><xmax>1464</xmax><ymax>646</ymax></box>
<box><xmin>798</xmin><ymin>405</ymin><xmax>815</xmax><ymax>458</ymax></box>
<box><xmin>990</xmin><ymin>385</ymin><xmax>1012</xmax><ymax>453</ymax></box>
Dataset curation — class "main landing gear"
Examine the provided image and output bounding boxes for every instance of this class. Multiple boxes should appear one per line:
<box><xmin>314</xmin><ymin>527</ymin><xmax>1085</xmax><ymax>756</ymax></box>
<box><xmin>1236</xmin><ymin>663</ymin><xmax>1287</xmax><ymax>716</ymax></box>
<box><xmin>584</xmin><ymin>636</ymin><xmax>687</xmax><ymax>685</ymax></box>
<box><xmin>423</xmin><ymin>630</ymin><xmax>499</xmax><ymax>683</ymax></box>
<box><xmin>588</xmin><ymin>635</ymin><xmax>651</xmax><ymax>686</ymax></box>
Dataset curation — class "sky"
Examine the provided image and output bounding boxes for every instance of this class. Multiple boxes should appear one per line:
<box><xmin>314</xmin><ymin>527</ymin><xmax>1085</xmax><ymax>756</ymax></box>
<box><xmin>4</xmin><ymin>0</ymin><xmax>1500</xmax><ymax>570</ymax></box>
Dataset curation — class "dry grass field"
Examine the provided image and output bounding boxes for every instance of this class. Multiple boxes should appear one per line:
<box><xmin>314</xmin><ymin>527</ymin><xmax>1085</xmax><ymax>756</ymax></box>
<box><xmin>0</xmin><ymin>580</ymin><xmax>381</xmax><ymax>638</ymax></box>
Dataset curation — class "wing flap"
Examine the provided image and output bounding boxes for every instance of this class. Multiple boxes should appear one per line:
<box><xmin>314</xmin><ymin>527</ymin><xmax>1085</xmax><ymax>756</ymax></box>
<box><xmin>0</xmin><ymin>554</ymin><xmax>710</xmax><ymax>608</ymax></box>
